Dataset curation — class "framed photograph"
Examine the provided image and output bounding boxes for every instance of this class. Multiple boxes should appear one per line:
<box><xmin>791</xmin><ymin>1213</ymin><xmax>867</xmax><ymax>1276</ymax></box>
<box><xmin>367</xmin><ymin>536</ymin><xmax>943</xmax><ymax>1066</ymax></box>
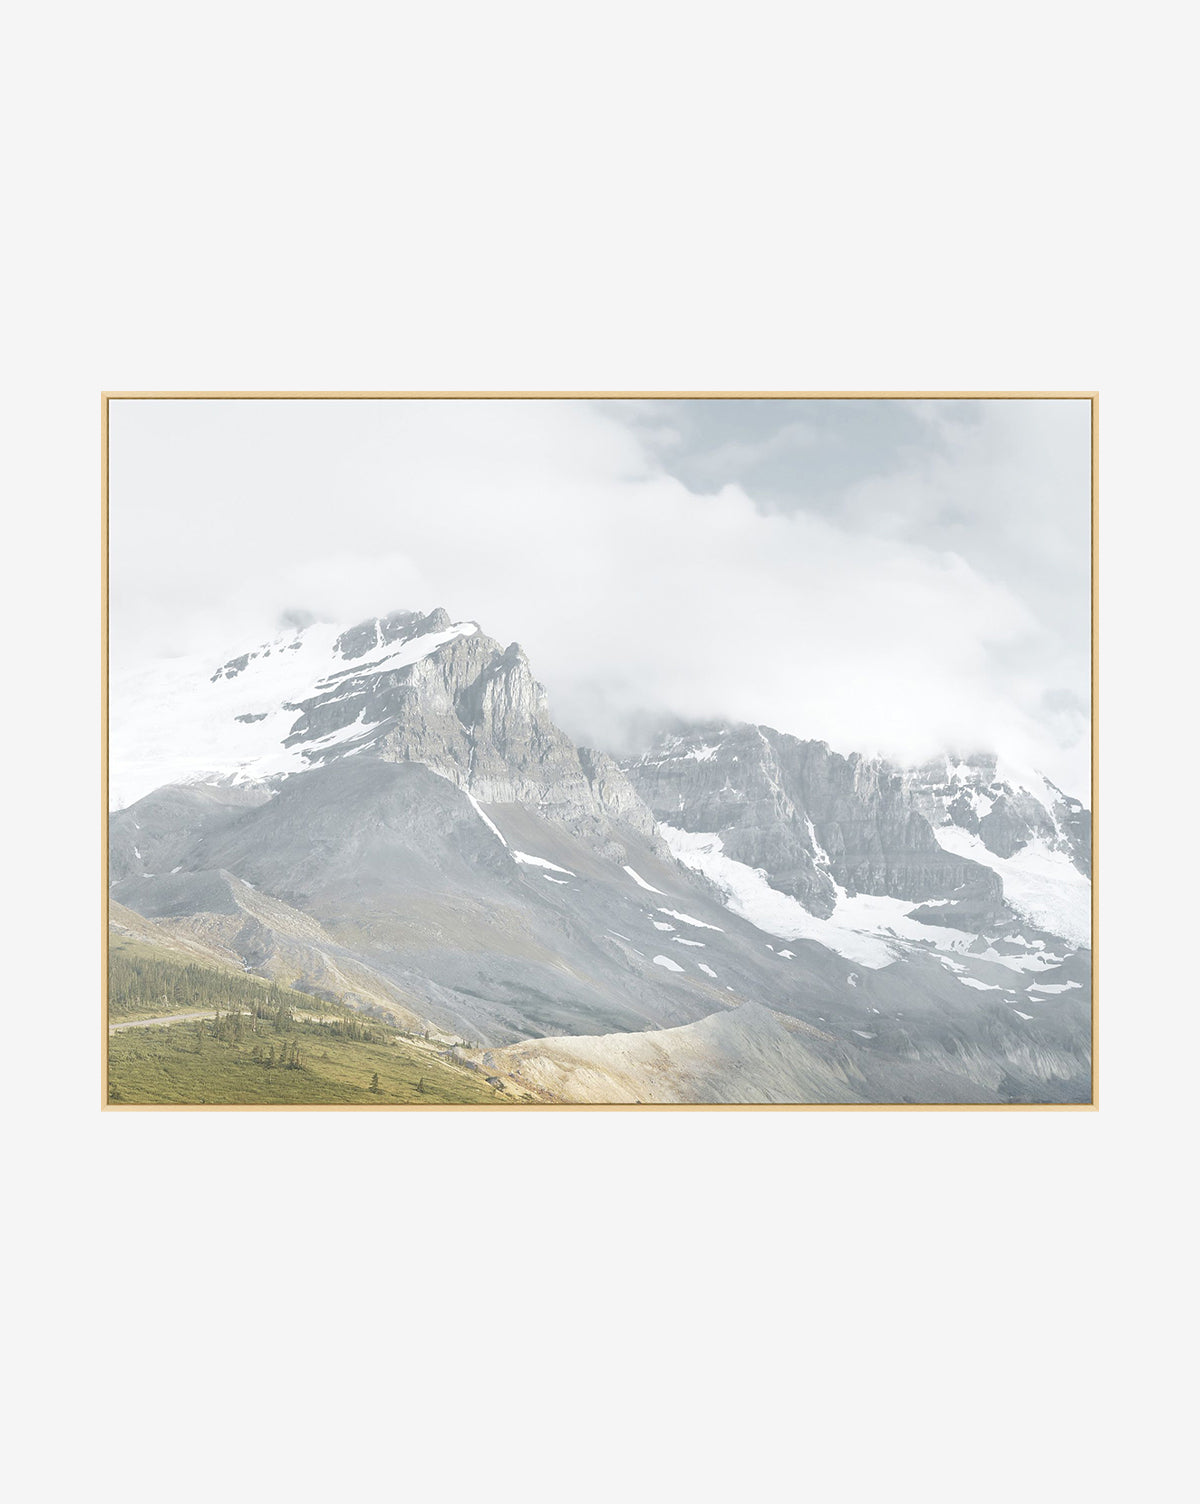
<box><xmin>103</xmin><ymin>393</ymin><xmax>1095</xmax><ymax>1109</ymax></box>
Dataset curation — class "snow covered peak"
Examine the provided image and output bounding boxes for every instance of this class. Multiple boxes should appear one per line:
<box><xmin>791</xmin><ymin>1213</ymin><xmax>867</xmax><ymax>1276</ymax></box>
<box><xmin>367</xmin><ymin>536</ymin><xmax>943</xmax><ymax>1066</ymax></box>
<box><xmin>111</xmin><ymin>609</ymin><xmax>479</xmax><ymax>808</ymax></box>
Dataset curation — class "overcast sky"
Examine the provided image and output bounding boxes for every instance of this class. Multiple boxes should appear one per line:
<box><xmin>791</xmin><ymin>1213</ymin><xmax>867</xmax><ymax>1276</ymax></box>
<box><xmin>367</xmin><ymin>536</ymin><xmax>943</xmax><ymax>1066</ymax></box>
<box><xmin>109</xmin><ymin>397</ymin><xmax>1092</xmax><ymax>793</ymax></box>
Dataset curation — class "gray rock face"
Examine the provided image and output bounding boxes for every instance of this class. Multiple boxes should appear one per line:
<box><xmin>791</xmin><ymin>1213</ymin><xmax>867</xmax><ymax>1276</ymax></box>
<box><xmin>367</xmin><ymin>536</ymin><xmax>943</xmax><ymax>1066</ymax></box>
<box><xmin>577</xmin><ymin>748</ymin><xmax>656</xmax><ymax>836</ymax></box>
<box><xmin>331</xmin><ymin>608</ymin><xmax>441</xmax><ymax>661</ymax></box>
<box><xmin>905</xmin><ymin>755</ymin><xmax>1091</xmax><ymax>876</ymax></box>
<box><xmin>108</xmin><ymin>783</ymin><xmax>275</xmax><ymax>883</ymax></box>
<box><xmin>623</xmin><ymin>724</ymin><xmax>1003</xmax><ymax>916</ymax></box>
<box><xmin>282</xmin><ymin>614</ymin><xmax>657</xmax><ymax>854</ymax></box>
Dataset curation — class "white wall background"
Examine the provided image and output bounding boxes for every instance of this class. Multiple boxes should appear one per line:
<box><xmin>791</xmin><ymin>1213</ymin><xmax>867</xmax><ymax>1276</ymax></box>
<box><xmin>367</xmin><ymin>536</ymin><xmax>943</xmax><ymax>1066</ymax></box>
<box><xmin>3</xmin><ymin>3</ymin><xmax>1192</xmax><ymax>1502</ymax></box>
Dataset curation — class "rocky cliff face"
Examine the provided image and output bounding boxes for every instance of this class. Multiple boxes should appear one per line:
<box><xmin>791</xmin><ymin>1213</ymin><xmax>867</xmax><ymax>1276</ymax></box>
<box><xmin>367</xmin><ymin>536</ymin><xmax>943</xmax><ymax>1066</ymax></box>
<box><xmin>903</xmin><ymin>755</ymin><xmax>1091</xmax><ymax>876</ymax></box>
<box><xmin>623</xmin><ymin>724</ymin><xmax>1004</xmax><ymax>917</ymax></box>
<box><xmin>210</xmin><ymin>608</ymin><xmax>657</xmax><ymax>856</ymax></box>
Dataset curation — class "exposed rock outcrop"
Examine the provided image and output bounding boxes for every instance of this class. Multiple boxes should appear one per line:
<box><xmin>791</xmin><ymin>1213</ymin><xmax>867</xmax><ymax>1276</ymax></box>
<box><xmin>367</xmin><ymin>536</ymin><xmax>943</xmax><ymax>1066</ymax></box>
<box><xmin>905</xmin><ymin>755</ymin><xmax>1091</xmax><ymax>876</ymax></box>
<box><xmin>623</xmin><ymin>724</ymin><xmax>1003</xmax><ymax>917</ymax></box>
<box><xmin>279</xmin><ymin>611</ymin><xmax>657</xmax><ymax>855</ymax></box>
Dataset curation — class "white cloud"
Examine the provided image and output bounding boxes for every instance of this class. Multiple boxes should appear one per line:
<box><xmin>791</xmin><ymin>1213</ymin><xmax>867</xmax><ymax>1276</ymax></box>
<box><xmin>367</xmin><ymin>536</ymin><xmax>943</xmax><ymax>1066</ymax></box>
<box><xmin>109</xmin><ymin>397</ymin><xmax>1091</xmax><ymax>795</ymax></box>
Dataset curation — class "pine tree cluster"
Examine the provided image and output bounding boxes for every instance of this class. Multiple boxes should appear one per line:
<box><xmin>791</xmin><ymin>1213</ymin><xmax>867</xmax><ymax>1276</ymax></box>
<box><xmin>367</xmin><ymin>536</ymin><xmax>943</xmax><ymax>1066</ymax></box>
<box><xmin>109</xmin><ymin>950</ymin><xmax>302</xmax><ymax>1016</ymax></box>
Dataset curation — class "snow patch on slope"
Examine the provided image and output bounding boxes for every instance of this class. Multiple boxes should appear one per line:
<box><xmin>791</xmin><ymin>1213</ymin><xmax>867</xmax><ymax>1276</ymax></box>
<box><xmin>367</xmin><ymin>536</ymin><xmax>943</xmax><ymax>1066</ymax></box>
<box><xmin>933</xmin><ymin>826</ymin><xmax>1091</xmax><ymax>948</ymax></box>
<box><xmin>660</xmin><ymin>825</ymin><xmax>979</xmax><ymax>969</ymax></box>
<box><xmin>466</xmin><ymin>792</ymin><xmax>508</xmax><ymax>847</ymax></box>
<box><xmin>513</xmin><ymin>851</ymin><xmax>575</xmax><ymax>875</ymax></box>
<box><xmin>656</xmin><ymin>907</ymin><xmax>723</xmax><ymax>932</ymax></box>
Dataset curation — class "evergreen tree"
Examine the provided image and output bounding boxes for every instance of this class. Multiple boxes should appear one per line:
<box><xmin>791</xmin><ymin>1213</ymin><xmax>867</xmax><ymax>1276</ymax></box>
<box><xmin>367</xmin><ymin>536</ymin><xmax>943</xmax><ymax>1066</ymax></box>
<box><xmin>369</xmin><ymin>1072</ymin><xmax>380</xmax><ymax>1094</ymax></box>
<box><xmin>108</xmin><ymin>950</ymin><xmax>307</xmax><ymax>1018</ymax></box>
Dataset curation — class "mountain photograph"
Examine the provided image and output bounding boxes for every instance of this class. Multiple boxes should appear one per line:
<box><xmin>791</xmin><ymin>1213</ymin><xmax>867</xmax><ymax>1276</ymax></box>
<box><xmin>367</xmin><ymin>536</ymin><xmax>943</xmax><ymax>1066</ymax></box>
<box><xmin>105</xmin><ymin>395</ymin><xmax>1094</xmax><ymax>1108</ymax></box>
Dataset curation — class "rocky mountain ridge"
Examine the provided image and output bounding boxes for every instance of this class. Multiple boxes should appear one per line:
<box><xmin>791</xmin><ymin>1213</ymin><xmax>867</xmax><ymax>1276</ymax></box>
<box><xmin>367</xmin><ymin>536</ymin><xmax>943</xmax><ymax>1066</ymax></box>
<box><xmin>622</xmin><ymin>724</ymin><xmax>1005</xmax><ymax>919</ymax></box>
<box><xmin>108</xmin><ymin>608</ymin><xmax>1093</xmax><ymax>1103</ymax></box>
<box><xmin>904</xmin><ymin>753</ymin><xmax>1090</xmax><ymax>873</ymax></box>
<box><xmin>621</xmin><ymin>723</ymin><xmax>1091</xmax><ymax>944</ymax></box>
<box><xmin>116</xmin><ymin>608</ymin><xmax>655</xmax><ymax>858</ymax></box>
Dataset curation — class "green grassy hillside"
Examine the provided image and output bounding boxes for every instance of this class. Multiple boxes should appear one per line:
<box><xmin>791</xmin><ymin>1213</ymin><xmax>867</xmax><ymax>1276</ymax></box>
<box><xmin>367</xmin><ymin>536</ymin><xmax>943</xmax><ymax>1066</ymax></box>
<box><xmin>107</xmin><ymin>932</ymin><xmax>519</xmax><ymax>1107</ymax></box>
